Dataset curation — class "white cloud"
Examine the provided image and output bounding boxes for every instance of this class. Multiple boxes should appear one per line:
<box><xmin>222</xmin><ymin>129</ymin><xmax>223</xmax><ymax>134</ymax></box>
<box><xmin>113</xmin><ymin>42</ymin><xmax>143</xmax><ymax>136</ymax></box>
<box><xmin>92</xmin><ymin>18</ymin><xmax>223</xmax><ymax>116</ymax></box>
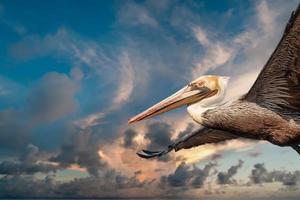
<box><xmin>118</xmin><ymin>1</ymin><xmax>158</xmax><ymax>27</ymax></box>
<box><xmin>71</xmin><ymin>51</ymin><xmax>137</xmax><ymax>130</ymax></box>
<box><xmin>257</xmin><ymin>0</ymin><xmax>278</xmax><ymax>34</ymax></box>
<box><xmin>191</xmin><ymin>0</ymin><xmax>298</xmax><ymax>97</ymax></box>
<box><xmin>193</xmin><ymin>26</ymin><xmax>209</xmax><ymax>45</ymax></box>
<box><xmin>225</xmin><ymin>0</ymin><xmax>298</xmax><ymax>102</ymax></box>
<box><xmin>112</xmin><ymin>51</ymin><xmax>135</xmax><ymax>107</ymax></box>
<box><xmin>73</xmin><ymin>112</ymin><xmax>105</xmax><ymax>130</ymax></box>
<box><xmin>191</xmin><ymin>26</ymin><xmax>234</xmax><ymax>78</ymax></box>
<box><xmin>10</xmin><ymin>28</ymin><xmax>111</xmax><ymax>71</ymax></box>
<box><xmin>226</xmin><ymin>70</ymin><xmax>259</xmax><ymax>100</ymax></box>
<box><xmin>70</xmin><ymin>66</ymin><xmax>84</xmax><ymax>81</ymax></box>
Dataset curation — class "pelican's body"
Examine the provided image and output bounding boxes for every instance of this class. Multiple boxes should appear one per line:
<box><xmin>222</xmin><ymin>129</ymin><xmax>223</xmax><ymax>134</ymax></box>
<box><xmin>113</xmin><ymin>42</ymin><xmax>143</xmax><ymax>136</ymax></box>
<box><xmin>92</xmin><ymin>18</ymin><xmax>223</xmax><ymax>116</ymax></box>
<box><xmin>128</xmin><ymin>4</ymin><xmax>300</xmax><ymax>158</ymax></box>
<box><xmin>202</xmin><ymin>101</ymin><xmax>300</xmax><ymax>146</ymax></box>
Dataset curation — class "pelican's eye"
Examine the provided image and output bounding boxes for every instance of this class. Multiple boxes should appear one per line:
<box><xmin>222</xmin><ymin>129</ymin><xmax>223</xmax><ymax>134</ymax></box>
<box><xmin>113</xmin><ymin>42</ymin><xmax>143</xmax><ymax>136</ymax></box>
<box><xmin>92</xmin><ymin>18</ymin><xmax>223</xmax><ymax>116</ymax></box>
<box><xmin>196</xmin><ymin>80</ymin><xmax>205</xmax><ymax>88</ymax></box>
<box><xmin>189</xmin><ymin>80</ymin><xmax>205</xmax><ymax>90</ymax></box>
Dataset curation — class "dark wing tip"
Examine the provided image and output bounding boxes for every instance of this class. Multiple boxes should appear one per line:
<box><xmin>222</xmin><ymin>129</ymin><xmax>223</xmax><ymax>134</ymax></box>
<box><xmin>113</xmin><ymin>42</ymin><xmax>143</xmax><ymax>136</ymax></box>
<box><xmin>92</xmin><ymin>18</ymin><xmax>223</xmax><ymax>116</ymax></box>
<box><xmin>284</xmin><ymin>3</ymin><xmax>300</xmax><ymax>34</ymax></box>
<box><xmin>136</xmin><ymin>150</ymin><xmax>161</xmax><ymax>159</ymax></box>
<box><xmin>136</xmin><ymin>148</ymin><xmax>173</xmax><ymax>159</ymax></box>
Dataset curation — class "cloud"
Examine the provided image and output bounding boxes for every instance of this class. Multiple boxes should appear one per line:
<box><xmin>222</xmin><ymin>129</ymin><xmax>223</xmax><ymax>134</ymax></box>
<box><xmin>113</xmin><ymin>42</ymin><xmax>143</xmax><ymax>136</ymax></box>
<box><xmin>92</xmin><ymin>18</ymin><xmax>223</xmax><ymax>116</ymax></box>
<box><xmin>0</xmin><ymin>70</ymin><xmax>79</xmax><ymax>154</ymax></box>
<box><xmin>257</xmin><ymin>0</ymin><xmax>278</xmax><ymax>34</ymax></box>
<box><xmin>50</xmin><ymin>124</ymin><xmax>106</xmax><ymax>177</ymax></box>
<box><xmin>10</xmin><ymin>28</ymin><xmax>112</xmax><ymax>73</ymax></box>
<box><xmin>144</xmin><ymin>122</ymin><xmax>174</xmax><ymax>162</ymax></box>
<box><xmin>249</xmin><ymin>163</ymin><xmax>300</xmax><ymax>187</ymax></box>
<box><xmin>0</xmin><ymin>144</ymin><xmax>59</xmax><ymax>175</ymax></box>
<box><xmin>160</xmin><ymin>162</ymin><xmax>216</xmax><ymax>188</ymax></box>
<box><xmin>0</xmin><ymin>160</ymin><xmax>57</xmax><ymax>175</ymax></box>
<box><xmin>1</xmin><ymin>0</ymin><xmax>300</xmax><ymax>199</ymax></box>
<box><xmin>117</xmin><ymin>1</ymin><xmax>158</xmax><ymax>27</ymax></box>
<box><xmin>192</xmin><ymin>26</ymin><xmax>234</xmax><ymax>78</ymax></box>
<box><xmin>247</xmin><ymin>150</ymin><xmax>262</xmax><ymax>158</ymax></box>
<box><xmin>0</xmin><ymin>170</ymin><xmax>147</xmax><ymax>198</ymax></box>
<box><xmin>73</xmin><ymin>112</ymin><xmax>105</xmax><ymax>130</ymax></box>
<box><xmin>145</xmin><ymin>122</ymin><xmax>173</xmax><ymax>150</ymax></box>
<box><xmin>0</xmin><ymin>4</ymin><xmax>26</xmax><ymax>35</ymax></box>
<box><xmin>54</xmin><ymin>171</ymin><xmax>146</xmax><ymax>197</ymax></box>
<box><xmin>210</xmin><ymin>153</ymin><xmax>223</xmax><ymax>161</ymax></box>
<box><xmin>190</xmin><ymin>0</ymin><xmax>298</xmax><ymax>86</ymax></box>
<box><xmin>112</xmin><ymin>51</ymin><xmax>135</xmax><ymax>108</ymax></box>
<box><xmin>0</xmin><ymin>77</ymin><xmax>18</xmax><ymax>99</ymax></box>
<box><xmin>9</xmin><ymin>28</ymin><xmax>140</xmax><ymax>128</ymax></box>
<box><xmin>217</xmin><ymin>160</ymin><xmax>244</xmax><ymax>185</ymax></box>
<box><xmin>19</xmin><ymin>144</ymin><xmax>41</xmax><ymax>163</ymax></box>
<box><xmin>123</xmin><ymin>129</ymin><xmax>138</xmax><ymax>148</ymax></box>
<box><xmin>0</xmin><ymin>109</ymin><xmax>30</xmax><ymax>150</ymax></box>
<box><xmin>70</xmin><ymin>67</ymin><xmax>84</xmax><ymax>81</ymax></box>
<box><xmin>176</xmin><ymin>122</ymin><xmax>196</xmax><ymax>139</ymax></box>
<box><xmin>0</xmin><ymin>175</ymin><xmax>56</xmax><ymax>198</ymax></box>
<box><xmin>27</xmin><ymin>72</ymin><xmax>78</xmax><ymax>124</ymax></box>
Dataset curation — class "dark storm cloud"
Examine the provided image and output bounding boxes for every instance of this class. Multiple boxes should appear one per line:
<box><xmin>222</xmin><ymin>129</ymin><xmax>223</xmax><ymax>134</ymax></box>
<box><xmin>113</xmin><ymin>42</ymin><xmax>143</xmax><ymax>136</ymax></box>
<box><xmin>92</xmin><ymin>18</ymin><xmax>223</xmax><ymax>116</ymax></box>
<box><xmin>0</xmin><ymin>160</ymin><xmax>58</xmax><ymax>175</ymax></box>
<box><xmin>217</xmin><ymin>160</ymin><xmax>244</xmax><ymax>185</ymax></box>
<box><xmin>0</xmin><ymin>109</ymin><xmax>29</xmax><ymax>150</ymax></box>
<box><xmin>0</xmin><ymin>171</ymin><xmax>146</xmax><ymax>198</ymax></box>
<box><xmin>0</xmin><ymin>144</ymin><xmax>59</xmax><ymax>175</ymax></box>
<box><xmin>27</xmin><ymin>72</ymin><xmax>78</xmax><ymax>124</ymax></box>
<box><xmin>250</xmin><ymin>163</ymin><xmax>273</xmax><ymax>184</ymax></box>
<box><xmin>55</xmin><ymin>170</ymin><xmax>146</xmax><ymax>197</ymax></box>
<box><xmin>123</xmin><ymin>129</ymin><xmax>138</xmax><ymax>148</ymax></box>
<box><xmin>0</xmin><ymin>71</ymin><xmax>78</xmax><ymax>153</ymax></box>
<box><xmin>19</xmin><ymin>144</ymin><xmax>40</xmax><ymax>163</ymax></box>
<box><xmin>0</xmin><ymin>175</ymin><xmax>56</xmax><ymax>198</ymax></box>
<box><xmin>138</xmin><ymin>122</ymin><xmax>202</xmax><ymax>163</ymax></box>
<box><xmin>249</xmin><ymin>163</ymin><xmax>300</xmax><ymax>187</ymax></box>
<box><xmin>0</xmin><ymin>136</ymin><xmax>146</xmax><ymax>197</ymax></box>
<box><xmin>145</xmin><ymin>122</ymin><xmax>173</xmax><ymax>150</ymax></box>
<box><xmin>0</xmin><ymin>72</ymin><xmax>79</xmax><ymax>176</ymax></box>
<box><xmin>0</xmin><ymin>128</ymin><xmax>148</xmax><ymax>197</ymax></box>
<box><xmin>50</xmin><ymin>125</ymin><xmax>106</xmax><ymax>177</ymax></box>
<box><xmin>160</xmin><ymin>162</ymin><xmax>216</xmax><ymax>188</ymax></box>
<box><xmin>144</xmin><ymin>122</ymin><xmax>174</xmax><ymax>162</ymax></box>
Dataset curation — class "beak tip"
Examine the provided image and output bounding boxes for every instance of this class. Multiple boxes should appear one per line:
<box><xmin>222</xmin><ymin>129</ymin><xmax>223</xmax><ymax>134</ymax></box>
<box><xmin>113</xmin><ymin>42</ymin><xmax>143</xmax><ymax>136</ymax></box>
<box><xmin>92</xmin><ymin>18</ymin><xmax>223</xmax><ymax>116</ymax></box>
<box><xmin>128</xmin><ymin>117</ymin><xmax>136</xmax><ymax>124</ymax></box>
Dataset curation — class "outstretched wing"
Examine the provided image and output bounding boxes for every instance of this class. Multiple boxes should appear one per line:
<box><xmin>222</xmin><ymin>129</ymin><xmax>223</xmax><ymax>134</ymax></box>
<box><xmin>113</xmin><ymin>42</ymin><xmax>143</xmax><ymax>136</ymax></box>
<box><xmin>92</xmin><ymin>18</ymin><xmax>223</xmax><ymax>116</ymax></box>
<box><xmin>244</xmin><ymin>4</ymin><xmax>300</xmax><ymax>115</ymax></box>
<box><xmin>174</xmin><ymin>126</ymin><xmax>239</xmax><ymax>151</ymax></box>
<box><xmin>137</xmin><ymin>127</ymin><xmax>239</xmax><ymax>159</ymax></box>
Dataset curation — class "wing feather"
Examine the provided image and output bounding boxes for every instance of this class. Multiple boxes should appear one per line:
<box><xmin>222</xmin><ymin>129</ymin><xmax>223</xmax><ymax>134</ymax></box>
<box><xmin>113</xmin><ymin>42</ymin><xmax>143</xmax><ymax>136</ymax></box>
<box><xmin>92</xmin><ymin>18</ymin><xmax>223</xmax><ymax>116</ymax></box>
<box><xmin>244</xmin><ymin>4</ymin><xmax>300</xmax><ymax>115</ymax></box>
<box><xmin>174</xmin><ymin>127</ymin><xmax>238</xmax><ymax>151</ymax></box>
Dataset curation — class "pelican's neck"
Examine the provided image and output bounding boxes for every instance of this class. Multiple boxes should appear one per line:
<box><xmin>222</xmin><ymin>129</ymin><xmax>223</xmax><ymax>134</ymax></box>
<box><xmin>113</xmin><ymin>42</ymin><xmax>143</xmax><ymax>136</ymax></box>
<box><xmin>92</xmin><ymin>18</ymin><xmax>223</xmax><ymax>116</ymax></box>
<box><xmin>187</xmin><ymin>104</ymin><xmax>215</xmax><ymax>124</ymax></box>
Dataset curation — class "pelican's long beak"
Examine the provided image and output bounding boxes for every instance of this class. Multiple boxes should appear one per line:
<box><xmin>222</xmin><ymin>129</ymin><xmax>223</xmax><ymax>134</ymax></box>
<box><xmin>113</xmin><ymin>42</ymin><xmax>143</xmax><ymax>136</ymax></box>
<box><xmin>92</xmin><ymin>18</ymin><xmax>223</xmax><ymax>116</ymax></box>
<box><xmin>128</xmin><ymin>85</ymin><xmax>215</xmax><ymax>124</ymax></box>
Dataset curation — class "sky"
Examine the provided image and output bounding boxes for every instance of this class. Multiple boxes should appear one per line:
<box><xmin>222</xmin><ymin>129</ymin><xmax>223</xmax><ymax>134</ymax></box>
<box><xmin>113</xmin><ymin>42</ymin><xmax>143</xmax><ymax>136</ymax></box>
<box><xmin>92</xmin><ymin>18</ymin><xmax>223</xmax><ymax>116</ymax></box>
<box><xmin>0</xmin><ymin>0</ymin><xmax>300</xmax><ymax>199</ymax></box>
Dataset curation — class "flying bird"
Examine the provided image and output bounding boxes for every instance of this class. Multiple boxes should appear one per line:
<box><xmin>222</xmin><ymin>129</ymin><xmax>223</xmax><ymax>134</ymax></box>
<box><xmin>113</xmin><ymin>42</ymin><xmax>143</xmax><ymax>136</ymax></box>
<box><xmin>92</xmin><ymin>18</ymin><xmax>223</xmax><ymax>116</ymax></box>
<box><xmin>128</xmin><ymin>4</ymin><xmax>300</xmax><ymax>159</ymax></box>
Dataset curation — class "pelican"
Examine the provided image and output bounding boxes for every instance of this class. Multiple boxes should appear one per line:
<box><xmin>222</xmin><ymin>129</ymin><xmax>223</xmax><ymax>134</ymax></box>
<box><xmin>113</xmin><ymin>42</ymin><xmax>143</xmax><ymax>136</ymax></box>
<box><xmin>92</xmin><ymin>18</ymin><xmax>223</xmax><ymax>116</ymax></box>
<box><xmin>128</xmin><ymin>4</ymin><xmax>300</xmax><ymax>159</ymax></box>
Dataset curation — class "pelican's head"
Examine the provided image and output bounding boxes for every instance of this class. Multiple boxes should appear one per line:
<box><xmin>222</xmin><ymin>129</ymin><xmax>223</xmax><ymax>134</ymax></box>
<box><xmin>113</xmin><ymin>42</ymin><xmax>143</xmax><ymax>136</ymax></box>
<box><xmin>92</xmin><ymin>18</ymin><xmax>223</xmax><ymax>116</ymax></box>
<box><xmin>128</xmin><ymin>75</ymin><xmax>229</xmax><ymax>124</ymax></box>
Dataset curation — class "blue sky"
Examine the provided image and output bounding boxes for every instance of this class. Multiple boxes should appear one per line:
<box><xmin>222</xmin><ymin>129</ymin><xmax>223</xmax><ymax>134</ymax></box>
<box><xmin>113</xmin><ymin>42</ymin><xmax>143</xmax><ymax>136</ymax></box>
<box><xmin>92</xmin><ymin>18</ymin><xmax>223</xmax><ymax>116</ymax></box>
<box><xmin>0</xmin><ymin>0</ymin><xmax>300</xmax><ymax>199</ymax></box>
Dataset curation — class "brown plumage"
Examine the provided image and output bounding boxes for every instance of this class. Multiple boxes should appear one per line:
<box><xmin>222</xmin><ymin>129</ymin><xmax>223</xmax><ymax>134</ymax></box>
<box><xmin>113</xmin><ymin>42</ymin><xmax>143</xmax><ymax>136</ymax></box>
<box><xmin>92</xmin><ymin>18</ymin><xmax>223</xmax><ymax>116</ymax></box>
<box><xmin>130</xmin><ymin>4</ymin><xmax>300</xmax><ymax>159</ymax></box>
